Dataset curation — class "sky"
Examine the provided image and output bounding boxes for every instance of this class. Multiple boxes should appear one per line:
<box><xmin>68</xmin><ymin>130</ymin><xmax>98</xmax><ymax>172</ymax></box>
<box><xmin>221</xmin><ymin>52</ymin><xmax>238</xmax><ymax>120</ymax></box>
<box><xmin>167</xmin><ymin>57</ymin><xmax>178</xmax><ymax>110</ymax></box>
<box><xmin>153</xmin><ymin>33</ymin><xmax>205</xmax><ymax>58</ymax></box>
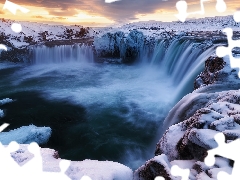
<box><xmin>0</xmin><ymin>0</ymin><xmax>239</xmax><ymax>26</ymax></box>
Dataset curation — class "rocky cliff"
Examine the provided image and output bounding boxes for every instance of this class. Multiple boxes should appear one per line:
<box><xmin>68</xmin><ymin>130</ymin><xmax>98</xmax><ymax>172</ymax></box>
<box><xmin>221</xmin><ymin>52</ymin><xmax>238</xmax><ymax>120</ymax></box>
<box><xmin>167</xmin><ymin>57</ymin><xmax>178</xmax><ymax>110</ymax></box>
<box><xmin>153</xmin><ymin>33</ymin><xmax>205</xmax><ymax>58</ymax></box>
<box><xmin>133</xmin><ymin>56</ymin><xmax>240</xmax><ymax>180</ymax></box>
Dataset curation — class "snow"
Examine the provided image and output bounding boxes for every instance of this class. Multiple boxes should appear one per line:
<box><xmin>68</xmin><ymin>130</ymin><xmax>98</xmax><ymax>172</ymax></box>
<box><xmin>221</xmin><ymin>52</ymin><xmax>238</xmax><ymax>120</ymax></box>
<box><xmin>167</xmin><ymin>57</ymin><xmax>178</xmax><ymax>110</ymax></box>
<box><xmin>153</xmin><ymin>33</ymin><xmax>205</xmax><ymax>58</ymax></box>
<box><xmin>67</xmin><ymin>160</ymin><xmax>133</xmax><ymax>180</ymax></box>
<box><xmin>188</xmin><ymin>129</ymin><xmax>219</xmax><ymax>149</ymax></box>
<box><xmin>0</xmin><ymin>125</ymin><xmax>52</xmax><ymax>145</ymax></box>
<box><xmin>195</xmin><ymin>56</ymin><xmax>240</xmax><ymax>94</ymax></box>
<box><xmin>153</xmin><ymin>74</ymin><xmax>240</xmax><ymax>179</ymax></box>
<box><xmin>94</xmin><ymin>15</ymin><xmax>240</xmax><ymax>38</ymax></box>
<box><xmin>0</xmin><ymin>98</ymin><xmax>13</xmax><ymax>105</ymax></box>
<box><xmin>10</xmin><ymin>144</ymin><xmax>133</xmax><ymax>180</ymax></box>
<box><xmin>0</xmin><ymin>18</ymin><xmax>96</xmax><ymax>48</ymax></box>
<box><xmin>162</xmin><ymin>92</ymin><xmax>218</xmax><ymax>131</ymax></box>
<box><xmin>1</xmin><ymin>15</ymin><xmax>240</xmax><ymax>179</ymax></box>
<box><xmin>159</xmin><ymin>123</ymin><xmax>186</xmax><ymax>160</ymax></box>
<box><xmin>170</xmin><ymin>160</ymin><xmax>196</xmax><ymax>170</ymax></box>
<box><xmin>154</xmin><ymin>154</ymin><xmax>172</xmax><ymax>169</ymax></box>
<box><xmin>1</xmin><ymin>15</ymin><xmax>240</xmax><ymax>50</ymax></box>
<box><xmin>133</xmin><ymin>154</ymin><xmax>179</xmax><ymax>180</ymax></box>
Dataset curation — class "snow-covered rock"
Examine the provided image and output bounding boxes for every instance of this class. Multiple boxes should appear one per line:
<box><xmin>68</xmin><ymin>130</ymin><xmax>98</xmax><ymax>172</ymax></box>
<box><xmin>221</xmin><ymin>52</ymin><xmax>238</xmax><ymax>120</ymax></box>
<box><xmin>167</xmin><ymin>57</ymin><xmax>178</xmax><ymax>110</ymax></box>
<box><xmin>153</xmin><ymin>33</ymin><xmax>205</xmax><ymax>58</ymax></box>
<box><xmin>94</xmin><ymin>30</ymin><xmax>150</xmax><ymax>63</ymax></box>
<box><xmin>134</xmin><ymin>89</ymin><xmax>240</xmax><ymax>179</ymax></box>
<box><xmin>194</xmin><ymin>56</ymin><xmax>226</xmax><ymax>89</ymax></box>
<box><xmin>0</xmin><ymin>125</ymin><xmax>51</xmax><ymax>145</ymax></box>
<box><xmin>134</xmin><ymin>55</ymin><xmax>240</xmax><ymax>179</ymax></box>
<box><xmin>93</xmin><ymin>31</ymin><xmax>124</xmax><ymax>58</ymax></box>
<box><xmin>194</xmin><ymin>56</ymin><xmax>240</xmax><ymax>93</ymax></box>
<box><xmin>0</xmin><ymin>98</ymin><xmax>13</xmax><ymax>105</ymax></box>
<box><xmin>0</xmin><ymin>18</ymin><xmax>95</xmax><ymax>49</ymax></box>
<box><xmin>133</xmin><ymin>154</ymin><xmax>177</xmax><ymax>180</ymax></box>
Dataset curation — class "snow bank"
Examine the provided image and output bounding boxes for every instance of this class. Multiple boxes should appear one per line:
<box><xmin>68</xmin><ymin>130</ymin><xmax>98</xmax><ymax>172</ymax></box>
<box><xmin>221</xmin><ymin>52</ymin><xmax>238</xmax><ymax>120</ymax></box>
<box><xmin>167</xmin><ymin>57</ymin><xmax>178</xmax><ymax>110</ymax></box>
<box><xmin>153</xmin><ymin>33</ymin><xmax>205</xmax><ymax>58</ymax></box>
<box><xmin>0</xmin><ymin>125</ymin><xmax>51</xmax><ymax>145</ymax></box>
<box><xmin>0</xmin><ymin>19</ymin><xmax>95</xmax><ymax>49</ymax></box>
<box><xmin>67</xmin><ymin>160</ymin><xmax>133</xmax><ymax>180</ymax></box>
<box><xmin>10</xmin><ymin>144</ymin><xmax>133</xmax><ymax>180</ymax></box>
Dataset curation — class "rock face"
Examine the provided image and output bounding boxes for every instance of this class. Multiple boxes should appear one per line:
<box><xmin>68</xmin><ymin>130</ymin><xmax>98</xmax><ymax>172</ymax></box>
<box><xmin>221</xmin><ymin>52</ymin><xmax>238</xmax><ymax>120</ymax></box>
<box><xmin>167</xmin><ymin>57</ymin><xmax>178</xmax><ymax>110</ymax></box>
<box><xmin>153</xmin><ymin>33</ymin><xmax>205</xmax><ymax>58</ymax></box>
<box><xmin>94</xmin><ymin>30</ymin><xmax>155</xmax><ymax>63</ymax></box>
<box><xmin>133</xmin><ymin>154</ymin><xmax>176</xmax><ymax>180</ymax></box>
<box><xmin>194</xmin><ymin>56</ymin><xmax>226</xmax><ymax>89</ymax></box>
<box><xmin>0</xmin><ymin>19</ymin><xmax>94</xmax><ymax>63</ymax></box>
<box><xmin>134</xmin><ymin>57</ymin><xmax>240</xmax><ymax>180</ymax></box>
<box><xmin>135</xmin><ymin>89</ymin><xmax>240</xmax><ymax>179</ymax></box>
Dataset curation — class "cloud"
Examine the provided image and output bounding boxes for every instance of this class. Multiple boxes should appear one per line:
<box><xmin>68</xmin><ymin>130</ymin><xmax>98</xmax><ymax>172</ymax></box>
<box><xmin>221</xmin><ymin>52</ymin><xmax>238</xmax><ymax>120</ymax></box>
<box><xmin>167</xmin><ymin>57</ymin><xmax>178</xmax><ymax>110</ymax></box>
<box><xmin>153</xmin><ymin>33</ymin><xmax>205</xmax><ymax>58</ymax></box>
<box><xmin>51</xmin><ymin>16</ymin><xmax>67</xmax><ymax>20</ymax></box>
<box><xmin>9</xmin><ymin>0</ymin><xmax>179</xmax><ymax>22</ymax></box>
<box><xmin>31</xmin><ymin>15</ymin><xmax>44</xmax><ymax>19</ymax></box>
<box><xmin>31</xmin><ymin>15</ymin><xmax>67</xmax><ymax>21</ymax></box>
<box><xmin>6</xmin><ymin>0</ymin><xmax>239</xmax><ymax>23</ymax></box>
<box><xmin>48</xmin><ymin>8</ymin><xmax>78</xmax><ymax>17</ymax></box>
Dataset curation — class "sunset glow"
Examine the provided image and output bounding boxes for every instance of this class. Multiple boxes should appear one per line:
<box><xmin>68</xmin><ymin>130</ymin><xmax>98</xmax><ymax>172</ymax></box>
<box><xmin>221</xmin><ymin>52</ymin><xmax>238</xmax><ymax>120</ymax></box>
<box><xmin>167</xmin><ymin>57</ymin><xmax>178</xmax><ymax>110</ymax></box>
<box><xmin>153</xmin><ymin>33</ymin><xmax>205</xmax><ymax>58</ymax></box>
<box><xmin>0</xmin><ymin>0</ymin><xmax>239</xmax><ymax>26</ymax></box>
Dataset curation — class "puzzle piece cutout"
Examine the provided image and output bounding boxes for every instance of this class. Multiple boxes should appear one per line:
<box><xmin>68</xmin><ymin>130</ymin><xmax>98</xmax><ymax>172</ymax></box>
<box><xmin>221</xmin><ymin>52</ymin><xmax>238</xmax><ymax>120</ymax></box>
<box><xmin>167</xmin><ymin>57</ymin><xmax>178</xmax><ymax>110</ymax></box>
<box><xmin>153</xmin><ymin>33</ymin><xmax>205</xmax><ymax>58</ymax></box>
<box><xmin>2</xmin><ymin>0</ymin><xmax>29</xmax><ymax>33</ymax></box>
<box><xmin>171</xmin><ymin>165</ymin><xmax>190</xmax><ymax>180</ymax></box>
<box><xmin>154</xmin><ymin>165</ymin><xmax>190</xmax><ymax>180</ymax></box>
<box><xmin>0</xmin><ymin>44</ymin><xmax>7</xmax><ymax>51</ymax></box>
<box><xmin>216</xmin><ymin>28</ymin><xmax>240</xmax><ymax>77</ymax></box>
<box><xmin>3</xmin><ymin>0</ymin><xmax>29</xmax><ymax>15</ymax></box>
<box><xmin>175</xmin><ymin>0</ymin><xmax>226</xmax><ymax>22</ymax></box>
<box><xmin>204</xmin><ymin>133</ymin><xmax>240</xmax><ymax>180</ymax></box>
<box><xmin>0</xmin><ymin>141</ymin><xmax>93</xmax><ymax>180</ymax></box>
<box><xmin>0</xmin><ymin>141</ymin><xmax>71</xmax><ymax>179</ymax></box>
<box><xmin>234</xmin><ymin>11</ymin><xmax>240</xmax><ymax>22</ymax></box>
<box><xmin>154</xmin><ymin>176</ymin><xmax>165</xmax><ymax>180</ymax></box>
<box><xmin>0</xmin><ymin>123</ymin><xmax>9</xmax><ymax>132</ymax></box>
<box><xmin>0</xmin><ymin>99</ymin><xmax>10</xmax><ymax>132</ymax></box>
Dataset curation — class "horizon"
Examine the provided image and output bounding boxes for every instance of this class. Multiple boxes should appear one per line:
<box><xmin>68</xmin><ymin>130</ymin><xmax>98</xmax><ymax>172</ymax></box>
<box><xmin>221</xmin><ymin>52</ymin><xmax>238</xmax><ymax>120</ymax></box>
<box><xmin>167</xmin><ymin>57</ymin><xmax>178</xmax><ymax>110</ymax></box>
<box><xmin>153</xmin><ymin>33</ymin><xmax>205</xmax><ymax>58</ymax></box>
<box><xmin>0</xmin><ymin>14</ymin><xmax>236</xmax><ymax>28</ymax></box>
<box><xmin>0</xmin><ymin>0</ymin><xmax>238</xmax><ymax>27</ymax></box>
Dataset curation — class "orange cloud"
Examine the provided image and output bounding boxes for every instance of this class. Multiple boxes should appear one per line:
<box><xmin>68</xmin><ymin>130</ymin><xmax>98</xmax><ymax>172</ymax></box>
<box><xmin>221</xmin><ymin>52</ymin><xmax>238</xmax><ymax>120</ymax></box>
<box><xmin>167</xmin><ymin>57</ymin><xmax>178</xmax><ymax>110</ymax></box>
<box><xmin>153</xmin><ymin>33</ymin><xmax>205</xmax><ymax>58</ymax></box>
<box><xmin>0</xmin><ymin>0</ymin><xmax>239</xmax><ymax>26</ymax></box>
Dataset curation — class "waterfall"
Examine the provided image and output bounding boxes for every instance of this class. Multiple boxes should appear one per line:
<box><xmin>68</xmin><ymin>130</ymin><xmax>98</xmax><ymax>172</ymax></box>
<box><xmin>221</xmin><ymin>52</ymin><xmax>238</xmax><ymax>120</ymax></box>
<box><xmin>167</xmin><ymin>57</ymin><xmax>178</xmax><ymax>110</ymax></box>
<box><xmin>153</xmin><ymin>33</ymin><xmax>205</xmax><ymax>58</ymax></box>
<box><xmin>30</xmin><ymin>37</ymin><xmax>215</xmax><ymax>102</ymax></box>
<box><xmin>149</xmin><ymin>37</ymin><xmax>216</xmax><ymax>102</ymax></box>
<box><xmin>31</xmin><ymin>44</ymin><xmax>94</xmax><ymax>64</ymax></box>
<box><xmin>150</xmin><ymin>40</ymin><xmax>168</xmax><ymax>65</ymax></box>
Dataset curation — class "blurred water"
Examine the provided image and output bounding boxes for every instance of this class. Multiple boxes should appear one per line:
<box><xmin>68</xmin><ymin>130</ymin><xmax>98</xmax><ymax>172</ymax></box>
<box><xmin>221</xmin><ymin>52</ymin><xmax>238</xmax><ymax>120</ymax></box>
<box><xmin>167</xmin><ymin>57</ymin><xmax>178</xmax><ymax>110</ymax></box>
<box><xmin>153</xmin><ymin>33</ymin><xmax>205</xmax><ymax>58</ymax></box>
<box><xmin>0</xmin><ymin>62</ymin><xmax>174</xmax><ymax>170</ymax></box>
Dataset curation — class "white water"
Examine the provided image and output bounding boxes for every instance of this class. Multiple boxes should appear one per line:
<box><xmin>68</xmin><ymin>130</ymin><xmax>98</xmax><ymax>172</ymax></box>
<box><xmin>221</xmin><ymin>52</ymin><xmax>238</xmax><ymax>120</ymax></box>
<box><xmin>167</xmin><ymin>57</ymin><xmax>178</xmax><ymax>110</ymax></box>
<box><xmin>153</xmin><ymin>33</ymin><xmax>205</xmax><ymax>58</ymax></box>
<box><xmin>149</xmin><ymin>38</ymin><xmax>216</xmax><ymax>101</ymax></box>
<box><xmin>31</xmin><ymin>44</ymin><xmax>94</xmax><ymax>64</ymax></box>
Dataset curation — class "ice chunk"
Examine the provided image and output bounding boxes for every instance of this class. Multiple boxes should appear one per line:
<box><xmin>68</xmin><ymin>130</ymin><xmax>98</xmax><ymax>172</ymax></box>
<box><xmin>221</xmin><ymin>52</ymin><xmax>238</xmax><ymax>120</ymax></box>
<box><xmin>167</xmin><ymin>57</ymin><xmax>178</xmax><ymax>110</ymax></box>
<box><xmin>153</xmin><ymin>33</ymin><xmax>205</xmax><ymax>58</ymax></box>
<box><xmin>0</xmin><ymin>125</ymin><xmax>51</xmax><ymax>145</ymax></box>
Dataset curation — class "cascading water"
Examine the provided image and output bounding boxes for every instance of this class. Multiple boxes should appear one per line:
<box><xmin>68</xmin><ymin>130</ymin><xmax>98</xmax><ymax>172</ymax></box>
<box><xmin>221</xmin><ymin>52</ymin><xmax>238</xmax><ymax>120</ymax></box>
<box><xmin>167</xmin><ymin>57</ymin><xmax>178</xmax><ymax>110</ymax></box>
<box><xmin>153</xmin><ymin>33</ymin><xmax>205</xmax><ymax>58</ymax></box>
<box><xmin>31</xmin><ymin>44</ymin><xmax>94</xmax><ymax>64</ymax></box>
<box><xmin>0</xmin><ymin>36</ymin><xmax>216</xmax><ymax>170</ymax></box>
<box><xmin>149</xmin><ymin>37</ymin><xmax>215</xmax><ymax>102</ymax></box>
<box><xmin>150</xmin><ymin>39</ymin><xmax>168</xmax><ymax>65</ymax></box>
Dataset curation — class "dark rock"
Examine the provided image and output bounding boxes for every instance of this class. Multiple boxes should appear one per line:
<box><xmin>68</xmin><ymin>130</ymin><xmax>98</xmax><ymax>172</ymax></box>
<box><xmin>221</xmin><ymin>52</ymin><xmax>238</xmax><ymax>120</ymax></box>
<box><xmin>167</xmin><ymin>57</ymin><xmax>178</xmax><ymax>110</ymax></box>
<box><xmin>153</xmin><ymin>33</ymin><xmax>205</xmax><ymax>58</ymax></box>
<box><xmin>53</xmin><ymin>151</ymin><xmax>59</xmax><ymax>159</ymax></box>
<box><xmin>134</xmin><ymin>154</ymin><xmax>173</xmax><ymax>180</ymax></box>
<box><xmin>194</xmin><ymin>56</ymin><xmax>226</xmax><ymax>89</ymax></box>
